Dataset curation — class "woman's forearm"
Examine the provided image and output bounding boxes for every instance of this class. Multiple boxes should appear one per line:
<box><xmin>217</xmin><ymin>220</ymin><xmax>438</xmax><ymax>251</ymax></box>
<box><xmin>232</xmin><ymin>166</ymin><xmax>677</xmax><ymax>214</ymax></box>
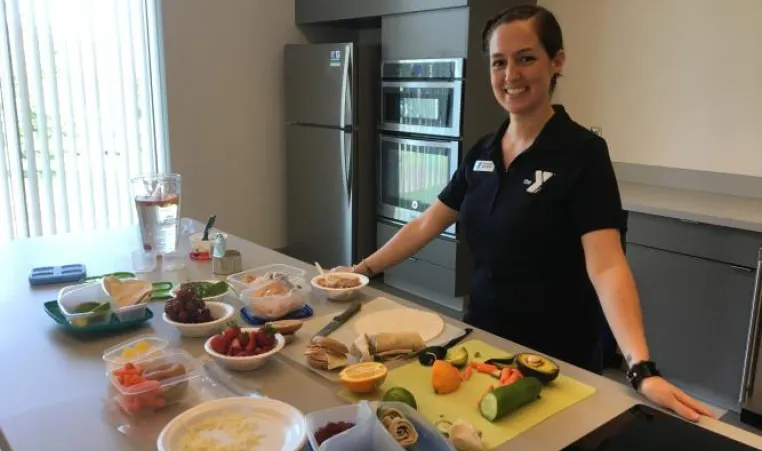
<box><xmin>354</xmin><ymin>217</ymin><xmax>439</xmax><ymax>275</ymax></box>
<box><xmin>590</xmin><ymin>264</ymin><xmax>650</xmax><ymax>367</ymax></box>
<box><xmin>354</xmin><ymin>203</ymin><xmax>457</xmax><ymax>276</ymax></box>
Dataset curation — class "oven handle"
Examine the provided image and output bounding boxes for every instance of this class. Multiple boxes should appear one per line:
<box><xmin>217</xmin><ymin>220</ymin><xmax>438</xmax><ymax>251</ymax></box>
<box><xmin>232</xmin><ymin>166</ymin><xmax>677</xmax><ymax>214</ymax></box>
<box><xmin>740</xmin><ymin>246</ymin><xmax>762</xmax><ymax>404</ymax></box>
<box><xmin>381</xmin><ymin>80</ymin><xmax>462</xmax><ymax>90</ymax></box>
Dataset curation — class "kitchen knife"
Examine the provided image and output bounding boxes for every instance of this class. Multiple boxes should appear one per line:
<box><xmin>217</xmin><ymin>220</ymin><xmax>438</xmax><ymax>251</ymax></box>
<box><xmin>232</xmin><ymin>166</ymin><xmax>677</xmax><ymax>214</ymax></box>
<box><xmin>396</xmin><ymin>327</ymin><xmax>474</xmax><ymax>362</ymax></box>
<box><xmin>312</xmin><ymin>301</ymin><xmax>362</xmax><ymax>339</ymax></box>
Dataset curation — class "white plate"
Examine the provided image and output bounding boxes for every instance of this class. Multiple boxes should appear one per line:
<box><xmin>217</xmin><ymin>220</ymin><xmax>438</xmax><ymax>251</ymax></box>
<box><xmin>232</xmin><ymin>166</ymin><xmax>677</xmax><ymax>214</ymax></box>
<box><xmin>157</xmin><ymin>397</ymin><xmax>307</xmax><ymax>451</ymax></box>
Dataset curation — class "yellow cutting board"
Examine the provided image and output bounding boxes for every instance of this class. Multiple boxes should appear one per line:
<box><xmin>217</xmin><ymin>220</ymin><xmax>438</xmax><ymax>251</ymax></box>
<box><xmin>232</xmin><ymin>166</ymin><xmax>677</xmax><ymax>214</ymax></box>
<box><xmin>338</xmin><ymin>339</ymin><xmax>596</xmax><ymax>450</ymax></box>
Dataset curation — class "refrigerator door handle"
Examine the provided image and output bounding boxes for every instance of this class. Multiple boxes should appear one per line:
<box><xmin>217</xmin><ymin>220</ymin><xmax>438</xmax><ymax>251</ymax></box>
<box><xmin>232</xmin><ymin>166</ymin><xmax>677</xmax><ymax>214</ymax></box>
<box><xmin>343</xmin><ymin>132</ymin><xmax>353</xmax><ymax>206</ymax></box>
<box><xmin>740</xmin><ymin>246</ymin><xmax>762</xmax><ymax>404</ymax></box>
<box><xmin>340</xmin><ymin>44</ymin><xmax>352</xmax><ymax>129</ymax></box>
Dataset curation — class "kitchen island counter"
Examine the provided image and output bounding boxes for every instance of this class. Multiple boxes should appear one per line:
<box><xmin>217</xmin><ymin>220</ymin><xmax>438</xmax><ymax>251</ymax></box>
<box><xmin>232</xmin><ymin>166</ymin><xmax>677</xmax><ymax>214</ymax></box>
<box><xmin>1</xmin><ymin>221</ymin><xmax>760</xmax><ymax>451</ymax></box>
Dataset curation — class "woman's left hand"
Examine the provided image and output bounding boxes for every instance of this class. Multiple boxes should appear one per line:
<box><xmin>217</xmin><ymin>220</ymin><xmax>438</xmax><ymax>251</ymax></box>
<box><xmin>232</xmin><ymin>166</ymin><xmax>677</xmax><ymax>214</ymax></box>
<box><xmin>639</xmin><ymin>376</ymin><xmax>715</xmax><ymax>422</ymax></box>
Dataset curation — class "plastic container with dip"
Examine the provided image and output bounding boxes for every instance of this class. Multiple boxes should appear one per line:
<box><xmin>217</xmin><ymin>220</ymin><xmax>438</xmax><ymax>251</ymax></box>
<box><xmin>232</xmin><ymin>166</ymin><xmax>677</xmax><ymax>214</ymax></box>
<box><xmin>102</xmin><ymin>334</ymin><xmax>170</xmax><ymax>371</ymax></box>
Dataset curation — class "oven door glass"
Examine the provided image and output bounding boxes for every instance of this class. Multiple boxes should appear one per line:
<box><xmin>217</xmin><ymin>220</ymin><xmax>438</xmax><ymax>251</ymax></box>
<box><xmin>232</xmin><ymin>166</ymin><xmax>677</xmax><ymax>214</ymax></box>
<box><xmin>378</xmin><ymin>136</ymin><xmax>459</xmax><ymax>234</ymax></box>
<box><xmin>380</xmin><ymin>81</ymin><xmax>462</xmax><ymax>137</ymax></box>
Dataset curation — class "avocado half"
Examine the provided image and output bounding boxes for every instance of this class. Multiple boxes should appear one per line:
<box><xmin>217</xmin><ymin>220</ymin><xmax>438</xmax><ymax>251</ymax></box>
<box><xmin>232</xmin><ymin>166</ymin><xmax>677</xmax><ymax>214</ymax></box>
<box><xmin>515</xmin><ymin>353</ymin><xmax>560</xmax><ymax>384</ymax></box>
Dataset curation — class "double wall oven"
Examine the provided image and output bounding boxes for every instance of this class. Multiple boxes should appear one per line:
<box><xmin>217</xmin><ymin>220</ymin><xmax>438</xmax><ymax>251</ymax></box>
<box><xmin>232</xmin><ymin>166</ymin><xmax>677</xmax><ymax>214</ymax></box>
<box><xmin>377</xmin><ymin>58</ymin><xmax>464</xmax><ymax>237</ymax></box>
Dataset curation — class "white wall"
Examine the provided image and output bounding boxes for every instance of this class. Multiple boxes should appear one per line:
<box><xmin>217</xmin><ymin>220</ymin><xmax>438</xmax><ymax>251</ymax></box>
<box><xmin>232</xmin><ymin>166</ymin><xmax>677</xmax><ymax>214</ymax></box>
<box><xmin>161</xmin><ymin>0</ymin><xmax>306</xmax><ymax>248</ymax></box>
<box><xmin>539</xmin><ymin>0</ymin><xmax>762</xmax><ymax>177</ymax></box>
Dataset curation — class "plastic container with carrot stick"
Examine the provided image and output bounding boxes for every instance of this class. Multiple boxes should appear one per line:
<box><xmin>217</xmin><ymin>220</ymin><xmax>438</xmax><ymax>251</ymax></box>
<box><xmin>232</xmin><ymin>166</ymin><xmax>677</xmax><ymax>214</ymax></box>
<box><xmin>107</xmin><ymin>349</ymin><xmax>201</xmax><ymax>415</ymax></box>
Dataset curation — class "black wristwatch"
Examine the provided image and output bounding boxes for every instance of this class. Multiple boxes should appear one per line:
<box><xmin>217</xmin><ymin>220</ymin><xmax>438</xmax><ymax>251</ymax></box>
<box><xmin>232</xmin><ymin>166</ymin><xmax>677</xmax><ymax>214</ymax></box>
<box><xmin>626</xmin><ymin>360</ymin><xmax>661</xmax><ymax>391</ymax></box>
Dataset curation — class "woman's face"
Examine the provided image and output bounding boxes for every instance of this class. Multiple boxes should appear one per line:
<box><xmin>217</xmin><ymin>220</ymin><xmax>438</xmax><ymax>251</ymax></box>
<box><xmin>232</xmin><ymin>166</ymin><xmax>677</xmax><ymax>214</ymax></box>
<box><xmin>488</xmin><ymin>20</ymin><xmax>565</xmax><ymax>117</ymax></box>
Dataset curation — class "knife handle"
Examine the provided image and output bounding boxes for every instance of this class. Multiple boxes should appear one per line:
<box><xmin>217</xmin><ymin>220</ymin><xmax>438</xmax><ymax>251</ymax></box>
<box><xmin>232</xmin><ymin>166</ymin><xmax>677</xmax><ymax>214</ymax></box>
<box><xmin>333</xmin><ymin>301</ymin><xmax>361</xmax><ymax>322</ymax></box>
<box><xmin>444</xmin><ymin>327</ymin><xmax>473</xmax><ymax>349</ymax></box>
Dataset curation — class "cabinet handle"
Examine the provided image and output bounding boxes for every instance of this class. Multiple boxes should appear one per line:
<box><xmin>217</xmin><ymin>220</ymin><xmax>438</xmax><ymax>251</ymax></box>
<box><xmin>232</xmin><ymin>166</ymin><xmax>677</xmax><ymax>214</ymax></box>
<box><xmin>740</xmin><ymin>246</ymin><xmax>762</xmax><ymax>404</ymax></box>
<box><xmin>731</xmin><ymin>264</ymin><xmax>755</xmax><ymax>273</ymax></box>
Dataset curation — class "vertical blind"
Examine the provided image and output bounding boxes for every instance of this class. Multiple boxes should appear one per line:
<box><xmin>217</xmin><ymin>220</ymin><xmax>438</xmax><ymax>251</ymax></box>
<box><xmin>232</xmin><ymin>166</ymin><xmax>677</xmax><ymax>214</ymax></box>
<box><xmin>0</xmin><ymin>0</ymin><xmax>168</xmax><ymax>244</ymax></box>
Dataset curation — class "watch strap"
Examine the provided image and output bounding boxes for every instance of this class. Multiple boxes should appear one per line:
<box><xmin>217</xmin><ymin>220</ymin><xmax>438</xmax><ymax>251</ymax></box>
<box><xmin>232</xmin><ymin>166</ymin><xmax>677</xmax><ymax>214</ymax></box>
<box><xmin>626</xmin><ymin>360</ymin><xmax>661</xmax><ymax>391</ymax></box>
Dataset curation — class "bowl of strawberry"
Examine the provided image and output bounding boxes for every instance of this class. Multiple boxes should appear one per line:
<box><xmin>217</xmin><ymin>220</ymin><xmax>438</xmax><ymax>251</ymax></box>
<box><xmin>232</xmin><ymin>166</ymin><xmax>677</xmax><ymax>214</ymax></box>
<box><xmin>204</xmin><ymin>324</ymin><xmax>286</xmax><ymax>371</ymax></box>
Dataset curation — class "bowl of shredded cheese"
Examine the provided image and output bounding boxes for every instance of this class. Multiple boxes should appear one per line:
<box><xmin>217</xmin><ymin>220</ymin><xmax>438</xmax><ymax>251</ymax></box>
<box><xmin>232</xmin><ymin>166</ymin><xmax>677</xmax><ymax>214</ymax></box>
<box><xmin>156</xmin><ymin>396</ymin><xmax>307</xmax><ymax>451</ymax></box>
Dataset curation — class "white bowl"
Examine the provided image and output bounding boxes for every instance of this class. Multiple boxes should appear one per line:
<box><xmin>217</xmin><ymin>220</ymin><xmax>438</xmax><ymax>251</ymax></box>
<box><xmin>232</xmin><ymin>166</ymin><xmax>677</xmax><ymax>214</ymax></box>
<box><xmin>162</xmin><ymin>301</ymin><xmax>235</xmax><ymax>337</ymax></box>
<box><xmin>190</xmin><ymin>231</ymin><xmax>228</xmax><ymax>253</ymax></box>
<box><xmin>168</xmin><ymin>280</ymin><xmax>231</xmax><ymax>303</ymax></box>
<box><xmin>203</xmin><ymin>327</ymin><xmax>286</xmax><ymax>371</ymax></box>
<box><xmin>310</xmin><ymin>272</ymin><xmax>369</xmax><ymax>301</ymax></box>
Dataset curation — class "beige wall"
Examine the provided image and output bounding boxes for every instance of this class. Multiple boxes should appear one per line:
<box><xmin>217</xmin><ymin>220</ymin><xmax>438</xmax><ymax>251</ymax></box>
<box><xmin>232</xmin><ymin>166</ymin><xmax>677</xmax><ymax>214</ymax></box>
<box><xmin>539</xmin><ymin>0</ymin><xmax>762</xmax><ymax>177</ymax></box>
<box><xmin>162</xmin><ymin>0</ymin><xmax>306</xmax><ymax>248</ymax></box>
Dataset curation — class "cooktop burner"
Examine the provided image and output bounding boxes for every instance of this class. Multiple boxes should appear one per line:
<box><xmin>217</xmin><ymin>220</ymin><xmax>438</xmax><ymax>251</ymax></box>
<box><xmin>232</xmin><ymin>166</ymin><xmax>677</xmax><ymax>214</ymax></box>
<box><xmin>563</xmin><ymin>404</ymin><xmax>757</xmax><ymax>451</ymax></box>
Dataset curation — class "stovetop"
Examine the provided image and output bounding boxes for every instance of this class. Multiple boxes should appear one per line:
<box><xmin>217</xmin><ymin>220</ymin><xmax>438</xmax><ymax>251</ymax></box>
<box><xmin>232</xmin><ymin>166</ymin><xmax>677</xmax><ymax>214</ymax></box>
<box><xmin>563</xmin><ymin>404</ymin><xmax>757</xmax><ymax>451</ymax></box>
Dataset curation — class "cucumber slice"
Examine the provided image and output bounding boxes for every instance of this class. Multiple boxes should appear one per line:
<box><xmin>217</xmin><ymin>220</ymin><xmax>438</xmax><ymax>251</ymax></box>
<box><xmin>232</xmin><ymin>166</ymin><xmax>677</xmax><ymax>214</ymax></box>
<box><xmin>435</xmin><ymin>420</ymin><xmax>452</xmax><ymax>436</ymax></box>
<box><xmin>479</xmin><ymin>377</ymin><xmax>542</xmax><ymax>422</ymax></box>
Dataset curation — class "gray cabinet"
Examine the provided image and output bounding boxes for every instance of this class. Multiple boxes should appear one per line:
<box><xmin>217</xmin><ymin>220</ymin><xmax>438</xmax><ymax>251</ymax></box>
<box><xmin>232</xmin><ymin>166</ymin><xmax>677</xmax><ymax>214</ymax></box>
<box><xmin>376</xmin><ymin>221</ymin><xmax>464</xmax><ymax>311</ymax></box>
<box><xmin>296</xmin><ymin>0</ymin><xmax>468</xmax><ymax>25</ymax></box>
<box><xmin>381</xmin><ymin>8</ymin><xmax>469</xmax><ymax>59</ymax></box>
<box><xmin>628</xmin><ymin>243</ymin><xmax>755</xmax><ymax>410</ymax></box>
<box><xmin>625</xmin><ymin>211</ymin><xmax>762</xmax><ymax>411</ymax></box>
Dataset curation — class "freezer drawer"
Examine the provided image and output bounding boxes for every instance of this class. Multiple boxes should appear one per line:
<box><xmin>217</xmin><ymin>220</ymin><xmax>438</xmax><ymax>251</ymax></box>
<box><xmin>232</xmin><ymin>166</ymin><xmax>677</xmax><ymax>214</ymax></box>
<box><xmin>377</xmin><ymin>220</ymin><xmax>456</xmax><ymax>269</ymax></box>
<box><xmin>384</xmin><ymin>257</ymin><xmax>463</xmax><ymax>311</ymax></box>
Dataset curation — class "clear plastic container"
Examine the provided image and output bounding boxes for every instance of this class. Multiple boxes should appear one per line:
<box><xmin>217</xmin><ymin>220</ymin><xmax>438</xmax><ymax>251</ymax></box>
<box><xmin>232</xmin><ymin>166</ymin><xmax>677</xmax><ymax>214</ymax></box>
<box><xmin>102</xmin><ymin>334</ymin><xmax>170</xmax><ymax>370</ymax></box>
<box><xmin>240</xmin><ymin>276</ymin><xmax>310</xmax><ymax>320</ymax></box>
<box><xmin>226</xmin><ymin>263</ymin><xmax>307</xmax><ymax>293</ymax></box>
<box><xmin>305</xmin><ymin>401</ymin><xmax>455</xmax><ymax>451</ymax></box>
<box><xmin>113</xmin><ymin>303</ymin><xmax>149</xmax><ymax>322</ymax></box>
<box><xmin>57</xmin><ymin>282</ymin><xmax>113</xmax><ymax>328</ymax></box>
<box><xmin>306</xmin><ymin>402</ymin><xmax>401</xmax><ymax>451</ymax></box>
<box><xmin>107</xmin><ymin>349</ymin><xmax>201</xmax><ymax>416</ymax></box>
<box><xmin>376</xmin><ymin>402</ymin><xmax>456</xmax><ymax>451</ymax></box>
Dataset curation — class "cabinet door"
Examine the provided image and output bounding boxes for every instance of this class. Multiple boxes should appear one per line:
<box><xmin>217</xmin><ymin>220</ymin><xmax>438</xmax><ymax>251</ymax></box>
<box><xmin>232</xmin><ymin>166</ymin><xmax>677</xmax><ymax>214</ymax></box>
<box><xmin>628</xmin><ymin>243</ymin><xmax>756</xmax><ymax>410</ymax></box>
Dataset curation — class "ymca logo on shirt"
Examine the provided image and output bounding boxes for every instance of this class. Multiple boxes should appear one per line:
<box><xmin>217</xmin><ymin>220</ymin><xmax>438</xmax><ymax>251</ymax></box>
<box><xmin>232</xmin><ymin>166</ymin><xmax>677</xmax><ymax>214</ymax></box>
<box><xmin>524</xmin><ymin>170</ymin><xmax>554</xmax><ymax>193</ymax></box>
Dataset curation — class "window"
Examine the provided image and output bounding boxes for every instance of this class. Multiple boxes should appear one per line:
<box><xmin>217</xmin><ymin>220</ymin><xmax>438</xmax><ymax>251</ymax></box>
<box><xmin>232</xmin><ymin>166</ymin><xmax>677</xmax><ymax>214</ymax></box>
<box><xmin>0</xmin><ymin>0</ymin><xmax>169</xmax><ymax>244</ymax></box>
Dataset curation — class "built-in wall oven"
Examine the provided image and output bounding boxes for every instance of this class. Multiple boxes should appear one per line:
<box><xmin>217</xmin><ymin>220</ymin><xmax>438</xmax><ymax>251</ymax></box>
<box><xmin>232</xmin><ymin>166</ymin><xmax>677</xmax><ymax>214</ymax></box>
<box><xmin>377</xmin><ymin>135</ymin><xmax>459</xmax><ymax>236</ymax></box>
<box><xmin>380</xmin><ymin>58</ymin><xmax>464</xmax><ymax>137</ymax></box>
<box><xmin>377</xmin><ymin>58</ymin><xmax>464</xmax><ymax>236</ymax></box>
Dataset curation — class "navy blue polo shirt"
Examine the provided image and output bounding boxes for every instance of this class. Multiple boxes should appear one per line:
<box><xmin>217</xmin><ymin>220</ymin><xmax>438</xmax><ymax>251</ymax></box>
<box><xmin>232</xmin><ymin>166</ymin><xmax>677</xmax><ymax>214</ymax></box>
<box><xmin>438</xmin><ymin>105</ymin><xmax>626</xmax><ymax>371</ymax></box>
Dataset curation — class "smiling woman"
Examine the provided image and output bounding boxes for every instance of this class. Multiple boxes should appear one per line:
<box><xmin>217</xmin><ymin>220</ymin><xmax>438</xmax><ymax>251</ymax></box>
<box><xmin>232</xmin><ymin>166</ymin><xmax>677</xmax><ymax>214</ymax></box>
<box><xmin>0</xmin><ymin>0</ymin><xmax>168</xmax><ymax>243</ymax></box>
<box><xmin>337</xmin><ymin>4</ymin><xmax>715</xmax><ymax>423</ymax></box>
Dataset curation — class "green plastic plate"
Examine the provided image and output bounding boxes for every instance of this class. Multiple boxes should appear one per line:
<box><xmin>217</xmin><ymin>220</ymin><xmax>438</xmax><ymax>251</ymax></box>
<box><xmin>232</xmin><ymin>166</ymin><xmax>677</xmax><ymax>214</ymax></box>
<box><xmin>44</xmin><ymin>300</ymin><xmax>154</xmax><ymax>333</ymax></box>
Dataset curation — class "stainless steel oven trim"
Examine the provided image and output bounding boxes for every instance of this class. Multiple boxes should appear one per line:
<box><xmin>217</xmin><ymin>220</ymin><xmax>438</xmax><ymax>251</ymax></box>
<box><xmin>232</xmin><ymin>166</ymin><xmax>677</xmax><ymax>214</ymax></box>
<box><xmin>381</xmin><ymin>58</ymin><xmax>465</xmax><ymax>79</ymax></box>
<box><xmin>740</xmin><ymin>246</ymin><xmax>762</xmax><ymax>405</ymax></box>
<box><xmin>380</xmin><ymin>80</ymin><xmax>463</xmax><ymax>138</ymax></box>
<box><xmin>376</xmin><ymin>135</ymin><xmax>459</xmax><ymax>236</ymax></box>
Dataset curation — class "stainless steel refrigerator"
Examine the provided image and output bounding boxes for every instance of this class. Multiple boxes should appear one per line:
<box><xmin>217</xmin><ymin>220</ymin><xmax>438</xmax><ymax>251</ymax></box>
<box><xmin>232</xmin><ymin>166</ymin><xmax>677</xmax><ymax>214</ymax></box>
<box><xmin>283</xmin><ymin>43</ymin><xmax>379</xmax><ymax>269</ymax></box>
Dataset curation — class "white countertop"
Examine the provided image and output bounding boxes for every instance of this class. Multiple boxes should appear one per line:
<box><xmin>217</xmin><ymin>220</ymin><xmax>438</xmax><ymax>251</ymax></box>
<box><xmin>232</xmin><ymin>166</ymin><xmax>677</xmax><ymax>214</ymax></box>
<box><xmin>1</xmin><ymin>221</ymin><xmax>761</xmax><ymax>450</ymax></box>
<box><xmin>620</xmin><ymin>182</ymin><xmax>762</xmax><ymax>233</ymax></box>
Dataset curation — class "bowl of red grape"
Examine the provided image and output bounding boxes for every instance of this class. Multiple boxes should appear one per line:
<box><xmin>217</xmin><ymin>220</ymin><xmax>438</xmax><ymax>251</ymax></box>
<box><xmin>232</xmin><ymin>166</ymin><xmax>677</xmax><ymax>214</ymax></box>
<box><xmin>162</xmin><ymin>287</ymin><xmax>235</xmax><ymax>337</ymax></box>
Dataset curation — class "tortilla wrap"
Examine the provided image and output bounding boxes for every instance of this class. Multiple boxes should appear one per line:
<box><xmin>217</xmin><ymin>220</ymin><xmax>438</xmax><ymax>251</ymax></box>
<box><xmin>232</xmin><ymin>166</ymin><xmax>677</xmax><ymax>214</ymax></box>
<box><xmin>371</xmin><ymin>332</ymin><xmax>425</xmax><ymax>354</ymax></box>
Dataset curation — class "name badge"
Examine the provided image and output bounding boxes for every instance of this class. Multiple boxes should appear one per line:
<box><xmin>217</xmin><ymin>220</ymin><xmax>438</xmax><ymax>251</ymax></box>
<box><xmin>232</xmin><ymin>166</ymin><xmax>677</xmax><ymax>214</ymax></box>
<box><xmin>473</xmin><ymin>160</ymin><xmax>495</xmax><ymax>172</ymax></box>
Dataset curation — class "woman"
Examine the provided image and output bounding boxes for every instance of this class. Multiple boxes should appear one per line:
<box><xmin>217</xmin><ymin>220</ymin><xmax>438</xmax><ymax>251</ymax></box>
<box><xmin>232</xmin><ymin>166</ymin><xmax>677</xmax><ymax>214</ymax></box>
<box><xmin>337</xmin><ymin>5</ymin><xmax>712</xmax><ymax>422</ymax></box>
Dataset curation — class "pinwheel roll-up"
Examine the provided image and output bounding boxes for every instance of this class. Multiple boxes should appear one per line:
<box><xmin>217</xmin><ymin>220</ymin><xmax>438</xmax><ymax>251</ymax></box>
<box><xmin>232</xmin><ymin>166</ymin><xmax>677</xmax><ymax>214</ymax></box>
<box><xmin>387</xmin><ymin>417</ymin><xmax>418</xmax><ymax>448</ymax></box>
